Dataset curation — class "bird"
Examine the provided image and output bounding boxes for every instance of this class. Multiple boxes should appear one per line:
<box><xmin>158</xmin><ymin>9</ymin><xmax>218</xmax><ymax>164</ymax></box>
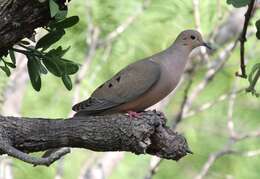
<box><xmin>72</xmin><ymin>29</ymin><xmax>211</xmax><ymax>117</ymax></box>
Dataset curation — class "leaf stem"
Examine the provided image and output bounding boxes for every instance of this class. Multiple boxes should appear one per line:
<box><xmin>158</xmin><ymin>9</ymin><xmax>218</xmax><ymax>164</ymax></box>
<box><xmin>236</xmin><ymin>0</ymin><xmax>256</xmax><ymax>78</ymax></box>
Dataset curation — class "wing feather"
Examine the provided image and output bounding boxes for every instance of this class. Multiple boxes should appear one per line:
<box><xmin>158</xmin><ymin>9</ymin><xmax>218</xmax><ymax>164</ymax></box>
<box><xmin>72</xmin><ymin>60</ymin><xmax>161</xmax><ymax>114</ymax></box>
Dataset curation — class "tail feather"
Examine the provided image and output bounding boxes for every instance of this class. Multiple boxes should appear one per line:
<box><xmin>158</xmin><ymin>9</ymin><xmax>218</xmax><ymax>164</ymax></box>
<box><xmin>72</xmin><ymin>97</ymin><xmax>119</xmax><ymax>116</ymax></box>
<box><xmin>72</xmin><ymin>98</ymin><xmax>92</xmax><ymax>112</ymax></box>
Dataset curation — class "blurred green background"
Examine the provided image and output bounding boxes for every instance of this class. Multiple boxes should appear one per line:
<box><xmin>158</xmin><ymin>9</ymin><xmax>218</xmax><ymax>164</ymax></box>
<box><xmin>0</xmin><ymin>0</ymin><xmax>260</xmax><ymax>179</ymax></box>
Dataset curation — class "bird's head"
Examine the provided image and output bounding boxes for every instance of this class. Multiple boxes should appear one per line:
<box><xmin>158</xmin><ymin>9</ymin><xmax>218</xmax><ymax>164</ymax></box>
<box><xmin>176</xmin><ymin>30</ymin><xmax>211</xmax><ymax>50</ymax></box>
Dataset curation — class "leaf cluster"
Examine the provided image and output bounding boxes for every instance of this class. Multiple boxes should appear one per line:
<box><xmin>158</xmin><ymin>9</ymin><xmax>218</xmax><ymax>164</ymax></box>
<box><xmin>1</xmin><ymin>0</ymin><xmax>79</xmax><ymax>91</ymax></box>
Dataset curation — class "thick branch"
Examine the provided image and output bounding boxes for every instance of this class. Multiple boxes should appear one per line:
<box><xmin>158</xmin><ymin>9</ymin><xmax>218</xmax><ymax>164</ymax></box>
<box><xmin>0</xmin><ymin>111</ymin><xmax>190</xmax><ymax>166</ymax></box>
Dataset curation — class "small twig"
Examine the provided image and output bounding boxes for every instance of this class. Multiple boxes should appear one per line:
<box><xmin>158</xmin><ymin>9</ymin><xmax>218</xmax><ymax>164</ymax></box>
<box><xmin>236</xmin><ymin>0</ymin><xmax>256</xmax><ymax>78</ymax></box>
<box><xmin>0</xmin><ymin>155</ymin><xmax>13</xmax><ymax>179</ymax></box>
<box><xmin>172</xmin><ymin>75</ymin><xmax>194</xmax><ymax>129</ymax></box>
<box><xmin>0</xmin><ymin>141</ymin><xmax>70</xmax><ymax>166</ymax></box>
<box><xmin>235</xmin><ymin>129</ymin><xmax>260</xmax><ymax>141</ymax></box>
<box><xmin>192</xmin><ymin>0</ymin><xmax>209</xmax><ymax>62</ymax></box>
<box><xmin>194</xmin><ymin>78</ymin><xmax>259</xmax><ymax>179</ymax></box>
<box><xmin>72</xmin><ymin>26</ymin><xmax>100</xmax><ymax>109</ymax></box>
<box><xmin>227</xmin><ymin>82</ymin><xmax>238</xmax><ymax>139</ymax></box>
<box><xmin>194</xmin><ymin>146</ymin><xmax>235</xmax><ymax>179</ymax></box>
<box><xmin>183</xmin><ymin>88</ymin><xmax>244</xmax><ymax>118</ymax></box>
<box><xmin>144</xmin><ymin>157</ymin><xmax>163</xmax><ymax>179</ymax></box>
<box><xmin>194</xmin><ymin>81</ymin><xmax>239</xmax><ymax>179</ymax></box>
<box><xmin>194</xmin><ymin>82</ymin><xmax>238</xmax><ymax>179</ymax></box>
<box><xmin>216</xmin><ymin>0</ymin><xmax>222</xmax><ymax>20</ymax></box>
<box><xmin>74</xmin><ymin>27</ymin><xmax>100</xmax><ymax>86</ymax></box>
<box><xmin>183</xmin><ymin>41</ymin><xmax>238</xmax><ymax>116</ymax></box>
<box><xmin>192</xmin><ymin>0</ymin><xmax>201</xmax><ymax>32</ymax></box>
<box><xmin>242</xmin><ymin>149</ymin><xmax>260</xmax><ymax>157</ymax></box>
<box><xmin>97</xmin><ymin>0</ymin><xmax>150</xmax><ymax>47</ymax></box>
<box><xmin>79</xmin><ymin>152</ymin><xmax>124</xmax><ymax>179</ymax></box>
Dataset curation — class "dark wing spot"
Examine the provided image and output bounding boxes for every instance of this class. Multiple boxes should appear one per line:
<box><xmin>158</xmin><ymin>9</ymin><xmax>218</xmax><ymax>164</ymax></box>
<box><xmin>108</xmin><ymin>83</ymin><xmax>113</xmax><ymax>88</ymax></box>
<box><xmin>116</xmin><ymin>76</ymin><xmax>121</xmax><ymax>82</ymax></box>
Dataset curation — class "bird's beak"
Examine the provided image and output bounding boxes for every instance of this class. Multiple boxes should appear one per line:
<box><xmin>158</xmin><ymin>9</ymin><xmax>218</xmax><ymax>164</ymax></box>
<box><xmin>202</xmin><ymin>42</ymin><xmax>212</xmax><ymax>50</ymax></box>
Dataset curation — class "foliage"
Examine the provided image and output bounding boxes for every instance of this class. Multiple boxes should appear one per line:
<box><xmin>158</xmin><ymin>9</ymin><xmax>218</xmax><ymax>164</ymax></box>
<box><xmin>227</xmin><ymin>0</ymin><xmax>260</xmax><ymax>96</ymax></box>
<box><xmin>1</xmin><ymin>0</ymin><xmax>79</xmax><ymax>91</ymax></box>
<box><xmin>227</xmin><ymin>0</ymin><xmax>250</xmax><ymax>7</ymax></box>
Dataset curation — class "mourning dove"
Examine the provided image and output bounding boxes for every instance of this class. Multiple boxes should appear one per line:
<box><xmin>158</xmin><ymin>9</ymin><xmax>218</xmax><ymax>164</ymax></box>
<box><xmin>73</xmin><ymin>29</ymin><xmax>211</xmax><ymax>116</ymax></box>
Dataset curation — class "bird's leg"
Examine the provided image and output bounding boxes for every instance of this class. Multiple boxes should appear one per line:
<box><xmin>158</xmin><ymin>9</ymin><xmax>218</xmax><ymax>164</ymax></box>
<box><xmin>126</xmin><ymin>111</ymin><xmax>142</xmax><ymax>118</ymax></box>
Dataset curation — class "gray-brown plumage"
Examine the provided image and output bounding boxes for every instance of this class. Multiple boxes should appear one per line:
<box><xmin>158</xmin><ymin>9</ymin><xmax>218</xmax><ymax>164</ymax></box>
<box><xmin>73</xmin><ymin>30</ymin><xmax>211</xmax><ymax>116</ymax></box>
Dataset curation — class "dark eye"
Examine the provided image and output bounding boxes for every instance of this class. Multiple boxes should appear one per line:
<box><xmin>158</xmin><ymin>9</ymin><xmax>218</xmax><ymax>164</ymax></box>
<box><xmin>190</xmin><ymin>35</ymin><xmax>196</xmax><ymax>40</ymax></box>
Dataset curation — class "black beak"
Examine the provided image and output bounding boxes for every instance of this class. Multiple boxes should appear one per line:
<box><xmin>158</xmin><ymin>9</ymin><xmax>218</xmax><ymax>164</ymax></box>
<box><xmin>202</xmin><ymin>42</ymin><xmax>212</xmax><ymax>50</ymax></box>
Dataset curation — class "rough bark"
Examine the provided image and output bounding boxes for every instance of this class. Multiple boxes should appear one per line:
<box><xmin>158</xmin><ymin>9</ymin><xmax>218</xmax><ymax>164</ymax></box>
<box><xmin>0</xmin><ymin>111</ymin><xmax>190</xmax><ymax>166</ymax></box>
<box><xmin>0</xmin><ymin>0</ymin><xmax>50</xmax><ymax>56</ymax></box>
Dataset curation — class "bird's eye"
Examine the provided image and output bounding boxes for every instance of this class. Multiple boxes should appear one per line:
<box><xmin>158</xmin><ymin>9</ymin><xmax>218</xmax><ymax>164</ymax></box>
<box><xmin>190</xmin><ymin>35</ymin><xmax>196</xmax><ymax>40</ymax></box>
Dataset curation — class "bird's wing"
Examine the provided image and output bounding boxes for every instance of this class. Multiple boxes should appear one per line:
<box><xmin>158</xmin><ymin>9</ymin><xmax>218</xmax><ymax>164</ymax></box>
<box><xmin>72</xmin><ymin>60</ymin><xmax>161</xmax><ymax>113</ymax></box>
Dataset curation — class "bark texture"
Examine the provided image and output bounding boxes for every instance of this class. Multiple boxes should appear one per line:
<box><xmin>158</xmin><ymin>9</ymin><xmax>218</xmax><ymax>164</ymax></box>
<box><xmin>0</xmin><ymin>111</ymin><xmax>190</xmax><ymax>165</ymax></box>
<box><xmin>0</xmin><ymin>0</ymin><xmax>50</xmax><ymax>56</ymax></box>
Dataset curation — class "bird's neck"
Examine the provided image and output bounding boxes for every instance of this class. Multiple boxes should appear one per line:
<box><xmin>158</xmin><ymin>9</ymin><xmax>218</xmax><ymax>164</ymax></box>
<box><xmin>150</xmin><ymin>43</ymin><xmax>191</xmax><ymax>87</ymax></box>
<box><xmin>165</xmin><ymin>43</ymin><xmax>191</xmax><ymax>72</ymax></box>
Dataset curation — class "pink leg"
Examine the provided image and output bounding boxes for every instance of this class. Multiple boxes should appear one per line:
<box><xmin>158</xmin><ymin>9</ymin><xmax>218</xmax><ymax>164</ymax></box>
<box><xmin>127</xmin><ymin>111</ymin><xmax>142</xmax><ymax>118</ymax></box>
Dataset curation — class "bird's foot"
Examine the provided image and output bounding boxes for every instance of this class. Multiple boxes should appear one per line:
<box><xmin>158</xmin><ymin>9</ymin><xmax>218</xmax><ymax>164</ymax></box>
<box><xmin>127</xmin><ymin>111</ymin><xmax>142</xmax><ymax>118</ymax></box>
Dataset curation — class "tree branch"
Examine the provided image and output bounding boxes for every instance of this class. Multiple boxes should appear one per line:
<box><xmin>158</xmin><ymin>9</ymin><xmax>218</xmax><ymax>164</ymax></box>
<box><xmin>0</xmin><ymin>111</ymin><xmax>190</xmax><ymax>166</ymax></box>
<box><xmin>236</xmin><ymin>0</ymin><xmax>256</xmax><ymax>78</ymax></box>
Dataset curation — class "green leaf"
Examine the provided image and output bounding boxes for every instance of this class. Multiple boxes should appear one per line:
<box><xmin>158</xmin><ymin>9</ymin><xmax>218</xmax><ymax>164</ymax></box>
<box><xmin>46</xmin><ymin>46</ymin><xmax>70</xmax><ymax>58</ymax></box>
<box><xmin>50</xmin><ymin>16</ymin><xmax>79</xmax><ymax>29</ymax></box>
<box><xmin>54</xmin><ymin>10</ymin><xmax>68</xmax><ymax>21</ymax></box>
<box><xmin>60</xmin><ymin>59</ymin><xmax>79</xmax><ymax>75</ymax></box>
<box><xmin>248</xmin><ymin>63</ymin><xmax>260</xmax><ymax>83</ymax></box>
<box><xmin>36</xmin><ymin>29</ymin><xmax>65</xmax><ymax>50</ymax></box>
<box><xmin>227</xmin><ymin>0</ymin><xmax>250</xmax><ymax>7</ymax></box>
<box><xmin>9</xmin><ymin>49</ymin><xmax>16</xmax><ymax>64</ymax></box>
<box><xmin>49</xmin><ymin>0</ymin><xmax>60</xmax><ymax>18</ymax></box>
<box><xmin>42</xmin><ymin>58</ymin><xmax>62</xmax><ymax>77</ymax></box>
<box><xmin>0</xmin><ymin>65</ymin><xmax>11</xmax><ymax>76</ymax></box>
<box><xmin>256</xmin><ymin>19</ymin><xmax>260</xmax><ymax>39</ymax></box>
<box><xmin>27</xmin><ymin>55</ymin><xmax>41</xmax><ymax>91</ymax></box>
<box><xmin>62</xmin><ymin>74</ymin><xmax>72</xmax><ymax>90</ymax></box>
<box><xmin>20</xmin><ymin>40</ymin><xmax>30</xmax><ymax>45</ymax></box>
<box><xmin>5</xmin><ymin>62</ymin><xmax>16</xmax><ymax>68</ymax></box>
